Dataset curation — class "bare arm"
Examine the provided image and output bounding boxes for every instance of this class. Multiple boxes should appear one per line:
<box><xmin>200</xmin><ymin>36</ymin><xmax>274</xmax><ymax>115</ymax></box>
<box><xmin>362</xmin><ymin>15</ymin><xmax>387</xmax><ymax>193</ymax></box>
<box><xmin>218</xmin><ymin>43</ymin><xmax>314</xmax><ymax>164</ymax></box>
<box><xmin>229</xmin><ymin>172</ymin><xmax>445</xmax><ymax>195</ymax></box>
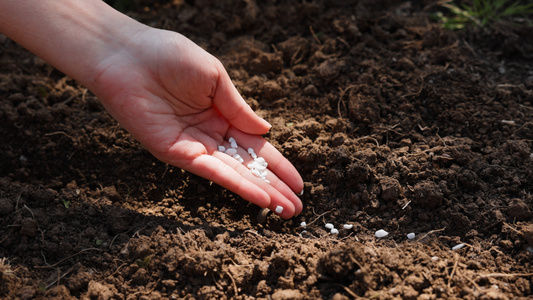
<box><xmin>0</xmin><ymin>0</ymin><xmax>304</xmax><ymax>218</ymax></box>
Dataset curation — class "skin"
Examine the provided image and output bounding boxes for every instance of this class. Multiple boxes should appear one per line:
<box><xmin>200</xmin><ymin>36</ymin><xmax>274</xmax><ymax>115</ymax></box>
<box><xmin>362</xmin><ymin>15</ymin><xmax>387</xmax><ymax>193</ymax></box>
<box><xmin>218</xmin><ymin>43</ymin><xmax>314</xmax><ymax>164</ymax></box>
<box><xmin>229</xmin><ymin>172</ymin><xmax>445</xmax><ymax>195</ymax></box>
<box><xmin>0</xmin><ymin>0</ymin><xmax>304</xmax><ymax>218</ymax></box>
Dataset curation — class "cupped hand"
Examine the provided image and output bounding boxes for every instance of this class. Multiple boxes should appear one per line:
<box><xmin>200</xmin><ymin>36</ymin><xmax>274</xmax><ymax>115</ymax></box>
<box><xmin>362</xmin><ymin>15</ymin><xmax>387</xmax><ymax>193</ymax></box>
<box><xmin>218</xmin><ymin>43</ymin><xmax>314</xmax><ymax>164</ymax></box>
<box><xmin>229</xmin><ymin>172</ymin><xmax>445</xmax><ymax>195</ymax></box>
<box><xmin>86</xmin><ymin>27</ymin><xmax>303</xmax><ymax>218</ymax></box>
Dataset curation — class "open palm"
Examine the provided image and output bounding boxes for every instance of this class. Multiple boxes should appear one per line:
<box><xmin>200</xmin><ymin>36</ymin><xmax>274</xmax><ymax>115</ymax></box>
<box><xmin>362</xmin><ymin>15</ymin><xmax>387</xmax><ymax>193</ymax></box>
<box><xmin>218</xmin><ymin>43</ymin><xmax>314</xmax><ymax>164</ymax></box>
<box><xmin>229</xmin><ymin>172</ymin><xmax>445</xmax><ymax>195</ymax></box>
<box><xmin>86</xmin><ymin>28</ymin><xmax>303</xmax><ymax>218</ymax></box>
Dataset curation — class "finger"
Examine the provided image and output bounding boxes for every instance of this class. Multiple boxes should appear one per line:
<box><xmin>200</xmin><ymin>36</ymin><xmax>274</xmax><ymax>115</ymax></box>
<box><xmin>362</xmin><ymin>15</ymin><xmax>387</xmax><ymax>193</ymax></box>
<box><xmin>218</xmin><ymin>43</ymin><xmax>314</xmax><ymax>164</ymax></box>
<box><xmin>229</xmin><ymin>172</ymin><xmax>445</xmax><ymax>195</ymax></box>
<box><xmin>212</xmin><ymin>150</ymin><xmax>298</xmax><ymax>218</ymax></box>
<box><xmin>212</xmin><ymin>64</ymin><xmax>271</xmax><ymax>135</ymax></box>
<box><xmin>226</xmin><ymin>128</ymin><xmax>304</xmax><ymax>195</ymax></box>
<box><xmin>217</xmin><ymin>136</ymin><xmax>303</xmax><ymax>216</ymax></box>
<box><xmin>184</xmin><ymin>153</ymin><xmax>271</xmax><ymax>208</ymax></box>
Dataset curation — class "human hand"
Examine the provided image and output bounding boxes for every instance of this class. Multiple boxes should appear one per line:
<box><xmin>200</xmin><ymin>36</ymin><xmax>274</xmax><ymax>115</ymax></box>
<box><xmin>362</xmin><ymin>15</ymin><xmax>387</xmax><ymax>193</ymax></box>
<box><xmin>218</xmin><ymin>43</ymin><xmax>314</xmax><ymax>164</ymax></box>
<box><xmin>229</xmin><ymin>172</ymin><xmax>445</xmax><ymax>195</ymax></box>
<box><xmin>86</xmin><ymin>28</ymin><xmax>304</xmax><ymax>218</ymax></box>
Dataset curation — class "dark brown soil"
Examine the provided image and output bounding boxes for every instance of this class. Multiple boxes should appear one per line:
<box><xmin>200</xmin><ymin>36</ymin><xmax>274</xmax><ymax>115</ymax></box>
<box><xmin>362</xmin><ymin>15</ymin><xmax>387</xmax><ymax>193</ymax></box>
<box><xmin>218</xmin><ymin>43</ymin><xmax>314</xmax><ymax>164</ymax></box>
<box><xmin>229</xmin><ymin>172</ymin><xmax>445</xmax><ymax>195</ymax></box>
<box><xmin>1</xmin><ymin>0</ymin><xmax>533</xmax><ymax>299</ymax></box>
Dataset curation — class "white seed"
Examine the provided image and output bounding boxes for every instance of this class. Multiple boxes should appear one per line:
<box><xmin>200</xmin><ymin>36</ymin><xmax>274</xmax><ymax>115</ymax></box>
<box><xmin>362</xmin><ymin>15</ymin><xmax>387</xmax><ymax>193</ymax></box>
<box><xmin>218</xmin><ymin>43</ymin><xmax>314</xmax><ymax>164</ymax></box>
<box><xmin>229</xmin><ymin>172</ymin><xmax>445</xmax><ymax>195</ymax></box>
<box><xmin>300</xmin><ymin>221</ymin><xmax>307</xmax><ymax>227</ymax></box>
<box><xmin>452</xmin><ymin>243</ymin><xmax>465</xmax><ymax>250</ymax></box>
<box><xmin>230</xmin><ymin>141</ymin><xmax>238</xmax><ymax>149</ymax></box>
<box><xmin>275</xmin><ymin>206</ymin><xmax>283</xmax><ymax>214</ymax></box>
<box><xmin>228</xmin><ymin>137</ymin><xmax>236</xmax><ymax>144</ymax></box>
<box><xmin>264</xmin><ymin>179</ymin><xmax>270</xmax><ymax>184</ymax></box>
<box><xmin>431</xmin><ymin>256</ymin><xmax>439</xmax><ymax>261</ymax></box>
<box><xmin>218</xmin><ymin>145</ymin><xmax>225</xmax><ymax>152</ymax></box>
<box><xmin>330</xmin><ymin>228</ymin><xmax>339</xmax><ymax>234</ymax></box>
<box><xmin>251</xmin><ymin>169</ymin><xmax>261</xmax><ymax>177</ymax></box>
<box><xmin>225</xmin><ymin>148</ymin><xmax>237</xmax><ymax>156</ymax></box>
<box><xmin>233</xmin><ymin>154</ymin><xmax>244</xmax><ymax>163</ymax></box>
<box><xmin>343</xmin><ymin>224</ymin><xmax>353</xmax><ymax>230</ymax></box>
<box><xmin>248</xmin><ymin>148</ymin><xmax>255</xmax><ymax>154</ymax></box>
<box><xmin>325</xmin><ymin>223</ymin><xmax>334</xmax><ymax>229</ymax></box>
<box><xmin>255</xmin><ymin>157</ymin><xmax>266</xmax><ymax>165</ymax></box>
<box><xmin>375</xmin><ymin>229</ymin><xmax>388</xmax><ymax>238</ymax></box>
<box><xmin>251</xmin><ymin>152</ymin><xmax>257</xmax><ymax>159</ymax></box>
<box><xmin>407</xmin><ymin>233</ymin><xmax>416</xmax><ymax>239</ymax></box>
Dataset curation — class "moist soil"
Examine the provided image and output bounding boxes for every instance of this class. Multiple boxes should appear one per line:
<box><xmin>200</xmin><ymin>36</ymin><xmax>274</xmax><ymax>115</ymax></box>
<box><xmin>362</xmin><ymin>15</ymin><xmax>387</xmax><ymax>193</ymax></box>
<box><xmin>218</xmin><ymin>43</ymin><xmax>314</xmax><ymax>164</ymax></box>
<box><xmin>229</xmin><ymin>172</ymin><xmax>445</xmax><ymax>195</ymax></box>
<box><xmin>1</xmin><ymin>1</ymin><xmax>533</xmax><ymax>299</ymax></box>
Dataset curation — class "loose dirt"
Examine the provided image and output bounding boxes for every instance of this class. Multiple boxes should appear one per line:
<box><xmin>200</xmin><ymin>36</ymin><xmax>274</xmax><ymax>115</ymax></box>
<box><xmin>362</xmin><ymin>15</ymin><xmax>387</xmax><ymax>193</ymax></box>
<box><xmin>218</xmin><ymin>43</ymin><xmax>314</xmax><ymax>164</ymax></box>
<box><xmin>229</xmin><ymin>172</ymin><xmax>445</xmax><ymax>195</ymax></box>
<box><xmin>1</xmin><ymin>0</ymin><xmax>532</xmax><ymax>299</ymax></box>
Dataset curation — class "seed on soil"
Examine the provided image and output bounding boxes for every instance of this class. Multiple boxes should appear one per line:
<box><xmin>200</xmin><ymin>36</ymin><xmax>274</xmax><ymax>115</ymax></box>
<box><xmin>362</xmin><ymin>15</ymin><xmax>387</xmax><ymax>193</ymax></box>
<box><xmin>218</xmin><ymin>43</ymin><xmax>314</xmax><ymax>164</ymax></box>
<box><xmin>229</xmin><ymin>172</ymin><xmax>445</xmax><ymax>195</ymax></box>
<box><xmin>375</xmin><ymin>229</ymin><xmax>388</xmax><ymax>238</ymax></box>
<box><xmin>300</xmin><ymin>221</ymin><xmax>307</xmax><ymax>227</ymax></box>
<box><xmin>407</xmin><ymin>233</ymin><xmax>416</xmax><ymax>239</ymax></box>
<box><xmin>325</xmin><ymin>223</ymin><xmax>334</xmax><ymax>229</ymax></box>
<box><xmin>330</xmin><ymin>228</ymin><xmax>339</xmax><ymax>234</ymax></box>
<box><xmin>275</xmin><ymin>206</ymin><xmax>283</xmax><ymax>214</ymax></box>
<box><xmin>452</xmin><ymin>243</ymin><xmax>465</xmax><ymax>250</ymax></box>
<box><xmin>343</xmin><ymin>224</ymin><xmax>353</xmax><ymax>230</ymax></box>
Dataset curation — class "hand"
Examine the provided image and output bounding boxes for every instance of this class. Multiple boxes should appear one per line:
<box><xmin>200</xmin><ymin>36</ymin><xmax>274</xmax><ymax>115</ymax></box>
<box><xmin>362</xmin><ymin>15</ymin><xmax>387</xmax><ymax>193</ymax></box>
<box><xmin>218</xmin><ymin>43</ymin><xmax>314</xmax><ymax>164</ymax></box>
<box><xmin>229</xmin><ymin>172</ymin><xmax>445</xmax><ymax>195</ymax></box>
<box><xmin>87</xmin><ymin>28</ymin><xmax>304</xmax><ymax>218</ymax></box>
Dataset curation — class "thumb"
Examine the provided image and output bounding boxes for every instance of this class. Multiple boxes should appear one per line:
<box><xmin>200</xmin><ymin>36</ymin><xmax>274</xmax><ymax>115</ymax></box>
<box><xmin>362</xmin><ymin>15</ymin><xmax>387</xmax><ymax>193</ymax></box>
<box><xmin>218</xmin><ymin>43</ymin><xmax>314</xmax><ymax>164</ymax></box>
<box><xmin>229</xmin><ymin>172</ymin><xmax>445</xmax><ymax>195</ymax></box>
<box><xmin>213</xmin><ymin>64</ymin><xmax>271</xmax><ymax>135</ymax></box>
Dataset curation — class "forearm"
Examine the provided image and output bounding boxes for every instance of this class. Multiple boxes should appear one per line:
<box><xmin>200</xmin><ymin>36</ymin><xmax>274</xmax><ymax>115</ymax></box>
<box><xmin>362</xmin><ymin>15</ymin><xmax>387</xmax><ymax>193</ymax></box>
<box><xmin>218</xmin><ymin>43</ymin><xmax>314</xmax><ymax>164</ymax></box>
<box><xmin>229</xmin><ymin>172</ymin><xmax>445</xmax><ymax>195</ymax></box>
<box><xmin>0</xmin><ymin>0</ymin><xmax>147</xmax><ymax>86</ymax></box>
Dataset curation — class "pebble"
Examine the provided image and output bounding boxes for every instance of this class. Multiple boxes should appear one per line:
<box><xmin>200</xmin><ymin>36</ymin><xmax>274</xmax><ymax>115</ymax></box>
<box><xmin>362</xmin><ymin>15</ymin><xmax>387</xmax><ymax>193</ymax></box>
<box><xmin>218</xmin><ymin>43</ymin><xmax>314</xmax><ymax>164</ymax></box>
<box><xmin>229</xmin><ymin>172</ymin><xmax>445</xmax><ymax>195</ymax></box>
<box><xmin>375</xmin><ymin>229</ymin><xmax>388</xmax><ymax>238</ymax></box>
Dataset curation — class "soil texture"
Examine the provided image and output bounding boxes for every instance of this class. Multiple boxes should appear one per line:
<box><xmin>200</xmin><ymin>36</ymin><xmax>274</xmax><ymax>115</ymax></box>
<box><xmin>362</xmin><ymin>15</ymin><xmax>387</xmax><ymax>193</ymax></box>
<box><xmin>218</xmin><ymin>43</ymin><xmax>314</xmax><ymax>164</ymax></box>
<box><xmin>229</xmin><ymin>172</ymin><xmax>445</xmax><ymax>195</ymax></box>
<box><xmin>1</xmin><ymin>0</ymin><xmax>532</xmax><ymax>299</ymax></box>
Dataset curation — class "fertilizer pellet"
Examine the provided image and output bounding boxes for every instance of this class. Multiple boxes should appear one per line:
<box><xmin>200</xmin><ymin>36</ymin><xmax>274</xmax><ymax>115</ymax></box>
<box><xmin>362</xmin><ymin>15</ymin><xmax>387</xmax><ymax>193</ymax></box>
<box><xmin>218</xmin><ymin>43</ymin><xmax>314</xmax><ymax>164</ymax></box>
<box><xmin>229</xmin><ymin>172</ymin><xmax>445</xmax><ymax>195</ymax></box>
<box><xmin>343</xmin><ymin>224</ymin><xmax>353</xmax><ymax>230</ymax></box>
<box><xmin>452</xmin><ymin>243</ymin><xmax>465</xmax><ymax>250</ymax></box>
<box><xmin>407</xmin><ymin>233</ymin><xmax>416</xmax><ymax>239</ymax></box>
<box><xmin>325</xmin><ymin>223</ymin><xmax>334</xmax><ymax>229</ymax></box>
<box><xmin>275</xmin><ymin>206</ymin><xmax>284</xmax><ymax>214</ymax></box>
<box><xmin>330</xmin><ymin>228</ymin><xmax>339</xmax><ymax>234</ymax></box>
<box><xmin>225</xmin><ymin>148</ymin><xmax>237</xmax><ymax>156</ymax></box>
<box><xmin>375</xmin><ymin>229</ymin><xmax>388</xmax><ymax>238</ymax></box>
<box><xmin>219</xmin><ymin>137</ymin><xmax>270</xmax><ymax>184</ymax></box>
<box><xmin>233</xmin><ymin>154</ymin><xmax>244</xmax><ymax>163</ymax></box>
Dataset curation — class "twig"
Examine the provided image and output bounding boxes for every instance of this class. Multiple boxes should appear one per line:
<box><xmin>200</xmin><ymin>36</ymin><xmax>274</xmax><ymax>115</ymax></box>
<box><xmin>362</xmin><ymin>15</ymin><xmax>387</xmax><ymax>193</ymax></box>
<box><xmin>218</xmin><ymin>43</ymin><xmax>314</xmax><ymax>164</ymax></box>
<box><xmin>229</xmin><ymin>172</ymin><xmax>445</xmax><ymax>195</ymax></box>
<box><xmin>478</xmin><ymin>272</ymin><xmax>533</xmax><ymax>279</ymax></box>
<box><xmin>35</xmin><ymin>248</ymin><xmax>101</xmax><ymax>269</ymax></box>
<box><xmin>225</xmin><ymin>271</ymin><xmax>239</xmax><ymax>297</ymax></box>
<box><xmin>417</xmin><ymin>227</ymin><xmax>446</xmax><ymax>242</ymax></box>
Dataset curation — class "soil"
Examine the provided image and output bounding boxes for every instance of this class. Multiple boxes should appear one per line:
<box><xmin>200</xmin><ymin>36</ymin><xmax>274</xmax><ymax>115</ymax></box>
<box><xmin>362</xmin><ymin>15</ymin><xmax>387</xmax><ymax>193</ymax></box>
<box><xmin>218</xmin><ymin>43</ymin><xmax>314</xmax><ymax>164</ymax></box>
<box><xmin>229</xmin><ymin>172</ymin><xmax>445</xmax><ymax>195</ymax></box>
<box><xmin>1</xmin><ymin>0</ymin><xmax>532</xmax><ymax>299</ymax></box>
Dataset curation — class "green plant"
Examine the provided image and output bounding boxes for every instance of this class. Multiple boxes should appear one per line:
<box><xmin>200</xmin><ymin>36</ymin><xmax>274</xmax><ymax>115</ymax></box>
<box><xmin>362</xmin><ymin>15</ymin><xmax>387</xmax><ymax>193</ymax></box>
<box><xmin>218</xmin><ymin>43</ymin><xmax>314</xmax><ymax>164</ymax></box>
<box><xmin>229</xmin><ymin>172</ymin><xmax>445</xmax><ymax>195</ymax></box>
<box><xmin>433</xmin><ymin>0</ymin><xmax>533</xmax><ymax>30</ymax></box>
<box><xmin>135</xmin><ymin>255</ymin><xmax>151</xmax><ymax>269</ymax></box>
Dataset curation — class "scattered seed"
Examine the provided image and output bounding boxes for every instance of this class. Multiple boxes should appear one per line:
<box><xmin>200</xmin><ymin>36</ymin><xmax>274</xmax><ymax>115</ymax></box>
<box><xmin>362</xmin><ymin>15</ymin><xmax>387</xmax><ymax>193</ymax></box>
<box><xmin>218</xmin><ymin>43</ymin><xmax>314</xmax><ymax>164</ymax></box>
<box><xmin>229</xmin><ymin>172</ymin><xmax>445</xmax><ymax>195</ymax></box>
<box><xmin>375</xmin><ymin>229</ymin><xmax>388</xmax><ymax>238</ymax></box>
<box><xmin>330</xmin><ymin>228</ymin><xmax>339</xmax><ymax>234</ymax></box>
<box><xmin>452</xmin><ymin>243</ymin><xmax>465</xmax><ymax>250</ymax></box>
<box><xmin>275</xmin><ymin>206</ymin><xmax>283</xmax><ymax>214</ymax></box>
<box><xmin>233</xmin><ymin>154</ymin><xmax>244</xmax><ymax>163</ymax></box>
<box><xmin>218</xmin><ymin>145</ymin><xmax>226</xmax><ymax>152</ymax></box>
<box><xmin>231</xmin><ymin>141</ymin><xmax>238</xmax><ymax>149</ymax></box>
<box><xmin>407</xmin><ymin>233</ymin><xmax>416</xmax><ymax>239</ymax></box>
<box><xmin>228</xmin><ymin>137</ymin><xmax>236</xmax><ymax>144</ymax></box>
<box><xmin>248</xmin><ymin>148</ymin><xmax>255</xmax><ymax>154</ymax></box>
<box><xmin>343</xmin><ymin>224</ymin><xmax>353</xmax><ymax>230</ymax></box>
<box><xmin>325</xmin><ymin>223</ymin><xmax>334</xmax><ymax>229</ymax></box>
<box><xmin>300</xmin><ymin>221</ymin><xmax>307</xmax><ymax>227</ymax></box>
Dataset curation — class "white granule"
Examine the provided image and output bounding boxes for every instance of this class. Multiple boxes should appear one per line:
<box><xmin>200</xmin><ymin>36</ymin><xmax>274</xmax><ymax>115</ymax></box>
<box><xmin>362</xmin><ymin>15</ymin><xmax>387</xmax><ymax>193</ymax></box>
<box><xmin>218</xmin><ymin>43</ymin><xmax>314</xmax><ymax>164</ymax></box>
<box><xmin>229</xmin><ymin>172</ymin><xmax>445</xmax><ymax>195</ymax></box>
<box><xmin>275</xmin><ymin>206</ymin><xmax>283</xmax><ymax>214</ymax></box>
<box><xmin>375</xmin><ymin>229</ymin><xmax>388</xmax><ymax>238</ymax></box>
